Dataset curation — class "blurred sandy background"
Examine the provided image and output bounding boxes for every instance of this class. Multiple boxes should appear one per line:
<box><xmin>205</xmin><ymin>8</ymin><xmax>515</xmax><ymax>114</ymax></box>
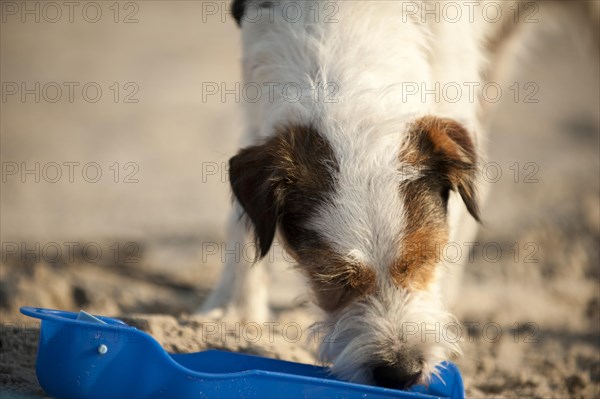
<box><xmin>1</xmin><ymin>1</ymin><xmax>599</xmax><ymax>398</ymax></box>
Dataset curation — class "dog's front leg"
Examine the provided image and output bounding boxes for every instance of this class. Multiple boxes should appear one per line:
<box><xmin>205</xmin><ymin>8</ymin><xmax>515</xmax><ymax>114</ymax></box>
<box><xmin>199</xmin><ymin>202</ymin><xmax>270</xmax><ymax>322</ymax></box>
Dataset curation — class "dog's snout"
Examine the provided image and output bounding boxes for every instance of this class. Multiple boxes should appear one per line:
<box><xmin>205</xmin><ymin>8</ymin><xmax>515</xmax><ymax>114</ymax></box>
<box><xmin>372</xmin><ymin>355</ymin><xmax>423</xmax><ymax>389</ymax></box>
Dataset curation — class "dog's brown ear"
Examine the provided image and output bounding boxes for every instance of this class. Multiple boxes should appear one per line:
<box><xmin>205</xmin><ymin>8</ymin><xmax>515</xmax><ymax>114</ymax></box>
<box><xmin>410</xmin><ymin>116</ymin><xmax>480</xmax><ymax>221</ymax></box>
<box><xmin>229</xmin><ymin>141</ymin><xmax>281</xmax><ymax>258</ymax></box>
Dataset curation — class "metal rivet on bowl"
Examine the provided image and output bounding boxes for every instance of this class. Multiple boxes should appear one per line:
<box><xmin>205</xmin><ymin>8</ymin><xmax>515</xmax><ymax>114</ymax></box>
<box><xmin>97</xmin><ymin>344</ymin><xmax>108</xmax><ymax>355</ymax></box>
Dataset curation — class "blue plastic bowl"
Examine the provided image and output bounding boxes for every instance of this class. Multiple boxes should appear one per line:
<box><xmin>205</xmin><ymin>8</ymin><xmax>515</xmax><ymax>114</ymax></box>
<box><xmin>20</xmin><ymin>306</ymin><xmax>465</xmax><ymax>399</ymax></box>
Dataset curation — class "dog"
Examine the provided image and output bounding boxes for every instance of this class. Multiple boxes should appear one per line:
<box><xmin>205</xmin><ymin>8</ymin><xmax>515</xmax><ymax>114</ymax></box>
<box><xmin>201</xmin><ymin>0</ymin><xmax>529</xmax><ymax>389</ymax></box>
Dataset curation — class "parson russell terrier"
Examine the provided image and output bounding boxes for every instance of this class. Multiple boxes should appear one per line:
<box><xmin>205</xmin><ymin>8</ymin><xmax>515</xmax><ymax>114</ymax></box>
<box><xmin>201</xmin><ymin>0</ymin><xmax>527</xmax><ymax>389</ymax></box>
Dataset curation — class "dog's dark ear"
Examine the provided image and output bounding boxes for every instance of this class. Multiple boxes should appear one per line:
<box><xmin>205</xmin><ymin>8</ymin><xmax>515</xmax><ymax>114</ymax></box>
<box><xmin>411</xmin><ymin>116</ymin><xmax>480</xmax><ymax>221</ymax></box>
<box><xmin>229</xmin><ymin>141</ymin><xmax>281</xmax><ymax>258</ymax></box>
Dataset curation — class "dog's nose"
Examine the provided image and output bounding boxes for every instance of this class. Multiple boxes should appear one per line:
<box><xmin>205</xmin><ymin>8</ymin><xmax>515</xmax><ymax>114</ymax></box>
<box><xmin>372</xmin><ymin>356</ymin><xmax>423</xmax><ymax>389</ymax></box>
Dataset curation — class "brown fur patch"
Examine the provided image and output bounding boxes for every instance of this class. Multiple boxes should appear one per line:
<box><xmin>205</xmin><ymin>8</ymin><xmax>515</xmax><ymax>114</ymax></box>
<box><xmin>392</xmin><ymin>116</ymin><xmax>479</xmax><ymax>290</ymax></box>
<box><xmin>405</xmin><ymin>116</ymin><xmax>480</xmax><ymax>221</ymax></box>
<box><xmin>393</xmin><ymin>178</ymin><xmax>449</xmax><ymax>291</ymax></box>
<box><xmin>231</xmin><ymin>124</ymin><xmax>376</xmax><ymax>311</ymax></box>
<box><xmin>273</xmin><ymin>124</ymin><xmax>339</xmax><ymax>252</ymax></box>
<box><xmin>407</xmin><ymin>116</ymin><xmax>476</xmax><ymax>166</ymax></box>
<box><xmin>229</xmin><ymin>124</ymin><xmax>337</xmax><ymax>258</ymax></box>
<box><xmin>269</xmin><ymin>126</ymin><xmax>376</xmax><ymax>311</ymax></box>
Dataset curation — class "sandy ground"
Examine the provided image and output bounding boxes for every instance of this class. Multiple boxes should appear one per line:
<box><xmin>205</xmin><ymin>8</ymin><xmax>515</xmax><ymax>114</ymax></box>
<box><xmin>1</xmin><ymin>1</ymin><xmax>599</xmax><ymax>398</ymax></box>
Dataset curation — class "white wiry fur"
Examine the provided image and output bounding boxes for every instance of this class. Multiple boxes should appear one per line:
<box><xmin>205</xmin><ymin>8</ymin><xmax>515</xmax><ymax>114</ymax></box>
<box><xmin>315</xmin><ymin>288</ymin><xmax>462</xmax><ymax>385</ymax></box>
<box><xmin>308</xmin><ymin>120</ymin><xmax>410</xmax><ymax>275</ymax></box>
<box><xmin>203</xmin><ymin>0</ymin><xmax>514</xmax><ymax>387</ymax></box>
<box><xmin>241</xmin><ymin>0</ymin><xmax>489</xmax><ymax>141</ymax></box>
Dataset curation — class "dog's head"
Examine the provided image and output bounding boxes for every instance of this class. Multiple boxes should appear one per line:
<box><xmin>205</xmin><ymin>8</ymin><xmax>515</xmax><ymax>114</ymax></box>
<box><xmin>229</xmin><ymin>115</ymin><xmax>479</xmax><ymax>388</ymax></box>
